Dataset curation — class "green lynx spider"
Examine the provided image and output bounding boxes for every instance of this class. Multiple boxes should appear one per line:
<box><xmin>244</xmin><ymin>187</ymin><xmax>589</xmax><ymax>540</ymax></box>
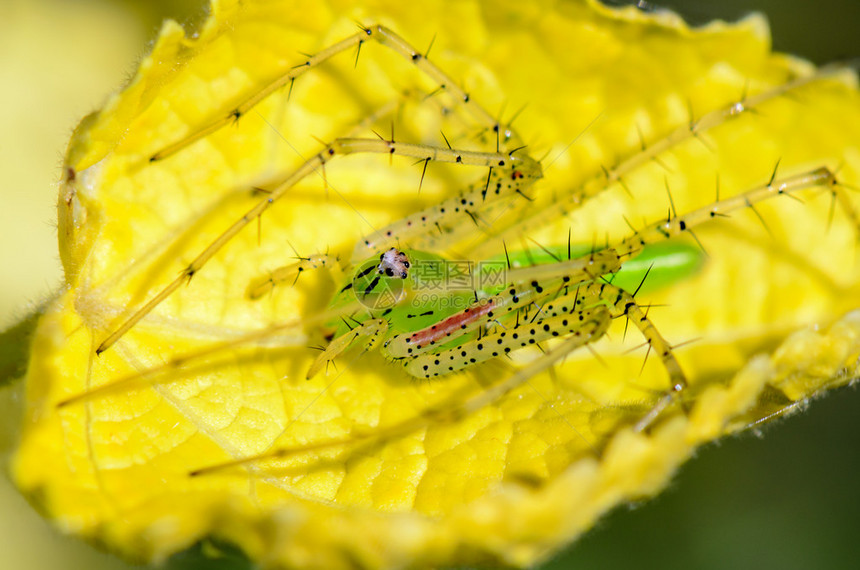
<box><xmin>63</xmin><ymin>24</ymin><xmax>856</xmax><ymax>474</ymax></box>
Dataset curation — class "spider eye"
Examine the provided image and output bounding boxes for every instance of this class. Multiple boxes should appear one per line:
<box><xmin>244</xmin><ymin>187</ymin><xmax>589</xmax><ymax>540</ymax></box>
<box><xmin>385</xmin><ymin>268</ymin><xmax>394</xmax><ymax>277</ymax></box>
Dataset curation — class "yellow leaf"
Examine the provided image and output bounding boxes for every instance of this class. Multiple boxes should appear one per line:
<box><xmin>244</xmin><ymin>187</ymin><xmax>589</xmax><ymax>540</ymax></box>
<box><xmin>12</xmin><ymin>0</ymin><xmax>860</xmax><ymax>568</ymax></box>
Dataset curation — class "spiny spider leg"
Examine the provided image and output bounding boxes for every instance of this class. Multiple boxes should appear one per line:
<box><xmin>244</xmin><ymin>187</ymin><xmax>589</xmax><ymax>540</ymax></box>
<box><xmin>61</xmin><ymin>285</ymin><xmax>380</xmax><ymax>408</ymax></box>
<box><xmin>306</xmin><ymin>318</ymin><xmax>389</xmax><ymax>379</ymax></box>
<box><xmin>610</xmin><ymin>166</ymin><xmax>837</xmax><ymax>259</ymax></box>
<box><xmin>351</xmin><ymin>151</ymin><xmax>543</xmax><ymax>262</ymax></box>
<box><xmin>150</xmin><ymin>24</ymin><xmax>509</xmax><ymax>163</ymax></box>
<box><xmin>247</xmin><ymin>253</ymin><xmax>340</xmax><ymax>300</ymax></box>
<box><xmin>467</xmin><ymin>63</ymin><xmax>858</xmax><ymax>258</ymax></box>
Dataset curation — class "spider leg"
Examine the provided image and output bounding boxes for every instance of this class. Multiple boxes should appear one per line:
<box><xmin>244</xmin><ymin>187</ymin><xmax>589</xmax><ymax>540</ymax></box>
<box><xmin>247</xmin><ymin>253</ymin><xmax>341</xmax><ymax>299</ymax></box>
<box><xmin>306</xmin><ymin>318</ymin><xmax>389</xmax><ymax>379</ymax></box>
<box><xmin>469</xmin><ymin>63</ymin><xmax>856</xmax><ymax>259</ymax></box>
<box><xmin>149</xmin><ymin>24</ymin><xmax>512</xmax><ymax>163</ymax></box>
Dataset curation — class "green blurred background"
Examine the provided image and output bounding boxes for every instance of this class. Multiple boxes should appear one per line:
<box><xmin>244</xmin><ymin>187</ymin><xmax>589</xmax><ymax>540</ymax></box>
<box><xmin>0</xmin><ymin>0</ymin><xmax>857</xmax><ymax>568</ymax></box>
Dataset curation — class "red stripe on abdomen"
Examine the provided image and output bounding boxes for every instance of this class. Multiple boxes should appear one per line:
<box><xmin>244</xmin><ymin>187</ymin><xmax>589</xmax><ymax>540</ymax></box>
<box><xmin>406</xmin><ymin>299</ymin><xmax>495</xmax><ymax>348</ymax></box>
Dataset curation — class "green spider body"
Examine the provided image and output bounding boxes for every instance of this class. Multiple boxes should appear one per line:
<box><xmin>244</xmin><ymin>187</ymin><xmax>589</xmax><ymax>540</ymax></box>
<box><xmin>310</xmin><ymin>241</ymin><xmax>704</xmax><ymax>379</ymax></box>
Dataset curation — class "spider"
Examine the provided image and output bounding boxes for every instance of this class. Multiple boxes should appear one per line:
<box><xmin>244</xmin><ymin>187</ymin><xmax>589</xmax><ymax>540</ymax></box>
<box><xmin>59</xmin><ymin>22</ymin><xmax>857</xmax><ymax>481</ymax></box>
